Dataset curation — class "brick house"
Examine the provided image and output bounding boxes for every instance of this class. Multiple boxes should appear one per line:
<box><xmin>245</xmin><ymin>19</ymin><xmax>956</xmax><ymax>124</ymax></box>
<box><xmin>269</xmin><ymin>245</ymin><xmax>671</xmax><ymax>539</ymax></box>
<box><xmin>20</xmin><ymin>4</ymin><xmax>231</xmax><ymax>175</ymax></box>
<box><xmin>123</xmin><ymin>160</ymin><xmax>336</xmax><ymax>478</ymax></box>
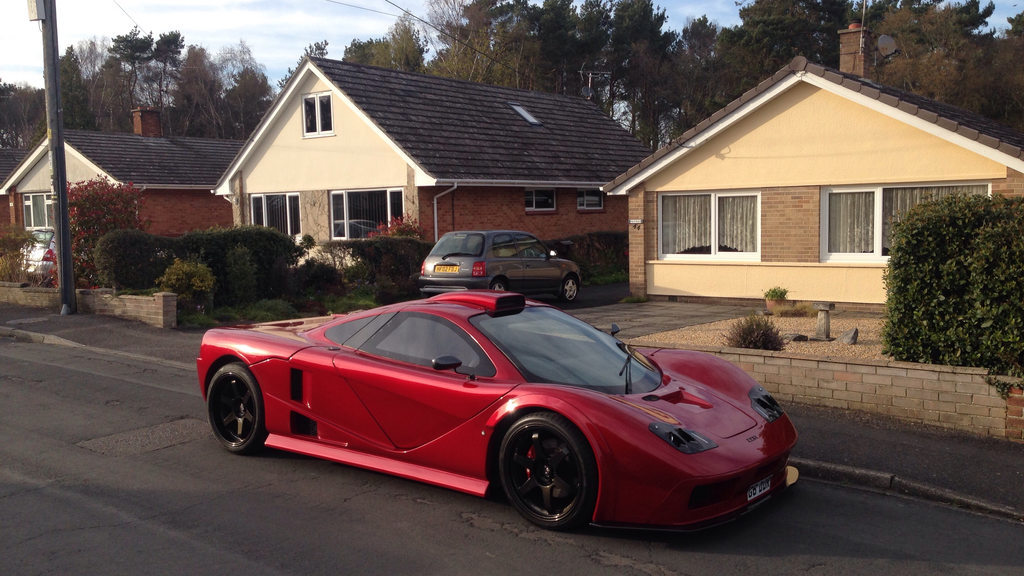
<box><xmin>1</xmin><ymin>109</ymin><xmax>243</xmax><ymax>236</ymax></box>
<box><xmin>604</xmin><ymin>28</ymin><xmax>1024</xmax><ymax>308</ymax></box>
<box><xmin>213</xmin><ymin>57</ymin><xmax>650</xmax><ymax>243</ymax></box>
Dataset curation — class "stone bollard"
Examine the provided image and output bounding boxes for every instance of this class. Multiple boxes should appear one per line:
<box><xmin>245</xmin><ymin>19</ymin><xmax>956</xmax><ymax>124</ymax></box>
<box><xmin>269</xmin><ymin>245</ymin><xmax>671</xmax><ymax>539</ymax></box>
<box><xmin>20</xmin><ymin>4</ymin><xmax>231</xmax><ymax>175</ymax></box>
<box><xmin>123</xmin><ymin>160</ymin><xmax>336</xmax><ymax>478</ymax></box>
<box><xmin>812</xmin><ymin>302</ymin><xmax>835</xmax><ymax>341</ymax></box>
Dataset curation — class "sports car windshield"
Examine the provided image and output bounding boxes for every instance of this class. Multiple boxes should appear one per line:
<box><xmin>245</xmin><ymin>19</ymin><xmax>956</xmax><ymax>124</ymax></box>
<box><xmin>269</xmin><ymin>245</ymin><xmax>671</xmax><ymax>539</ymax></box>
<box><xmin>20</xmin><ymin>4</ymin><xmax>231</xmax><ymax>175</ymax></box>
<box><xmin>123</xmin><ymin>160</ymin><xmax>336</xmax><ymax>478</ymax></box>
<box><xmin>471</xmin><ymin>306</ymin><xmax>661</xmax><ymax>394</ymax></box>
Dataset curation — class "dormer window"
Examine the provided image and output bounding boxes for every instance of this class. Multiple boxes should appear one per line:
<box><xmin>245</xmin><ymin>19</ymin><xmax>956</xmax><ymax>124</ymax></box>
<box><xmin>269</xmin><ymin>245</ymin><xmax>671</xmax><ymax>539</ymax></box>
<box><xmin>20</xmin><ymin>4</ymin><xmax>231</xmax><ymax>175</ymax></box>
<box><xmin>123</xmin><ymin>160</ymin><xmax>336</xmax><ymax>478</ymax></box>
<box><xmin>509</xmin><ymin>102</ymin><xmax>541</xmax><ymax>126</ymax></box>
<box><xmin>303</xmin><ymin>92</ymin><xmax>333</xmax><ymax>137</ymax></box>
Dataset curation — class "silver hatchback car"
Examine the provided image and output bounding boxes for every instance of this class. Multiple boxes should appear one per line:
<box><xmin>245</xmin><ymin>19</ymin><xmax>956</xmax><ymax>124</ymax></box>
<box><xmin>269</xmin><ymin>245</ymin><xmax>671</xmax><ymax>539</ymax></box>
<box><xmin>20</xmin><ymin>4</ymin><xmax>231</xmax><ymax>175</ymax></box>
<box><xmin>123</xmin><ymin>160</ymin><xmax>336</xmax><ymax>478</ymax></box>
<box><xmin>418</xmin><ymin>230</ymin><xmax>581</xmax><ymax>301</ymax></box>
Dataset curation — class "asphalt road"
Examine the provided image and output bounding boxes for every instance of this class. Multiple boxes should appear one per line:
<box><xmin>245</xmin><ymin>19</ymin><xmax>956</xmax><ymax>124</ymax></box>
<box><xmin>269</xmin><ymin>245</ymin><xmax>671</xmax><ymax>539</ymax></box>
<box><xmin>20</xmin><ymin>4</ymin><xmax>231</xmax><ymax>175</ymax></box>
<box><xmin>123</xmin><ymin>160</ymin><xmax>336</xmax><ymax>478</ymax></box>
<box><xmin>2</xmin><ymin>339</ymin><xmax>1022</xmax><ymax>575</ymax></box>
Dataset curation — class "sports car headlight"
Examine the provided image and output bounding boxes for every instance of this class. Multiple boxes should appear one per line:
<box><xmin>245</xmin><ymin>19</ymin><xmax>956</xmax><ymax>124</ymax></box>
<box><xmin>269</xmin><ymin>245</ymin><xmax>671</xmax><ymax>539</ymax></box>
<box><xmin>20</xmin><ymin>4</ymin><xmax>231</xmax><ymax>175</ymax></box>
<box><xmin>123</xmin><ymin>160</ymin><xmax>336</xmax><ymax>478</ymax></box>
<box><xmin>649</xmin><ymin>422</ymin><xmax>717</xmax><ymax>454</ymax></box>
<box><xmin>749</xmin><ymin>385</ymin><xmax>784</xmax><ymax>422</ymax></box>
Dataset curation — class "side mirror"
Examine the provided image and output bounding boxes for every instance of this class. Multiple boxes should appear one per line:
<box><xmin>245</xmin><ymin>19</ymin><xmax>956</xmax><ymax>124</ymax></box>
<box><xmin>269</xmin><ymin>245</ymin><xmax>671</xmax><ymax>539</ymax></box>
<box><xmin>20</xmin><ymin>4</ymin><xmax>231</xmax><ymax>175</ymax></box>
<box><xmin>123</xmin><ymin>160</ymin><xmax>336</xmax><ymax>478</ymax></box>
<box><xmin>610</xmin><ymin>323</ymin><xmax>620</xmax><ymax>337</ymax></box>
<box><xmin>432</xmin><ymin>355</ymin><xmax>463</xmax><ymax>372</ymax></box>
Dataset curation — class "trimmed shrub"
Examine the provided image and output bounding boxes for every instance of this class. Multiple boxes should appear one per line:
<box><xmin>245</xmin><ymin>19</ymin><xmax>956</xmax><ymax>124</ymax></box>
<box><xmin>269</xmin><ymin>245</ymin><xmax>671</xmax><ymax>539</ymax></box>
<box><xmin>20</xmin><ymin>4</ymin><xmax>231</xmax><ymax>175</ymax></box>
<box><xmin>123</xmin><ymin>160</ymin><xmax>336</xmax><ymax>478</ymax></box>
<box><xmin>94</xmin><ymin>229</ymin><xmax>176</xmax><ymax>290</ymax></box>
<box><xmin>157</xmin><ymin>258</ymin><xmax>216</xmax><ymax>311</ymax></box>
<box><xmin>177</xmin><ymin>226</ymin><xmax>301</xmax><ymax>304</ymax></box>
<box><xmin>726</xmin><ymin>314</ymin><xmax>785</xmax><ymax>351</ymax></box>
<box><xmin>883</xmin><ymin>194</ymin><xmax>1024</xmax><ymax>378</ymax></box>
<box><xmin>545</xmin><ymin>231</ymin><xmax>627</xmax><ymax>284</ymax></box>
<box><xmin>322</xmin><ymin>236</ymin><xmax>432</xmax><ymax>302</ymax></box>
<box><xmin>223</xmin><ymin>244</ymin><xmax>259</xmax><ymax>305</ymax></box>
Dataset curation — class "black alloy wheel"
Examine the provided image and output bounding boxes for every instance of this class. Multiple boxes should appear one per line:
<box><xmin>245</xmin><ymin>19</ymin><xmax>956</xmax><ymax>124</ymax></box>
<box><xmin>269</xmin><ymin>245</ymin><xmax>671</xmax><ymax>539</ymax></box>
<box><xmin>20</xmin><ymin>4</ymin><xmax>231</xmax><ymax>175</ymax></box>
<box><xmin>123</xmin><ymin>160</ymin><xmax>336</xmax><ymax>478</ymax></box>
<box><xmin>207</xmin><ymin>363</ymin><xmax>268</xmax><ymax>454</ymax></box>
<box><xmin>498</xmin><ymin>412</ymin><xmax>597</xmax><ymax>530</ymax></box>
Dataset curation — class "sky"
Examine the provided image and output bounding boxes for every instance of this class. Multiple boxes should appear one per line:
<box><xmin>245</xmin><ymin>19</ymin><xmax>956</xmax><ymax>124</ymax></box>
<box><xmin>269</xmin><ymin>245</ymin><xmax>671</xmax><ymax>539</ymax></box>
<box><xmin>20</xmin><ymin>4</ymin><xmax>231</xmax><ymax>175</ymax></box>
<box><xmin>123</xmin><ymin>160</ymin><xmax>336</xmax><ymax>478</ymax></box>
<box><xmin>1</xmin><ymin>1</ymin><xmax>1020</xmax><ymax>89</ymax></box>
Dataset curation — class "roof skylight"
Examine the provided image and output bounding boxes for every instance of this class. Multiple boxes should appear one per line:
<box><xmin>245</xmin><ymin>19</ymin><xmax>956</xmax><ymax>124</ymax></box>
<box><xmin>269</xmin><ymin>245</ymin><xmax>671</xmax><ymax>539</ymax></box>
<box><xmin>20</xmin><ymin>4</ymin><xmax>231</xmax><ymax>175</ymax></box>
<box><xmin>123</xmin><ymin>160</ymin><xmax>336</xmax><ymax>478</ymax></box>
<box><xmin>508</xmin><ymin>102</ymin><xmax>542</xmax><ymax>126</ymax></box>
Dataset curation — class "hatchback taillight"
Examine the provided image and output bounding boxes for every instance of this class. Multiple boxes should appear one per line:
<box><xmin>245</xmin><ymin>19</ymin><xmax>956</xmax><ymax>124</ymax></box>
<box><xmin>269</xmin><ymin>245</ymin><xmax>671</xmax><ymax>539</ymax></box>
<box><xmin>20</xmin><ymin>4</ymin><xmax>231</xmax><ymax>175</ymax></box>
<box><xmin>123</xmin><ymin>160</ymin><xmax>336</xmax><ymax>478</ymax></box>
<box><xmin>420</xmin><ymin>261</ymin><xmax>426</xmax><ymax>275</ymax></box>
<box><xmin>43</xmin><ymin>249</ymin><xmax>56</xmax><ymax>263</ymax></box>
<box><xmin>471</xmin><ymin>261</ymin><xmax>486</xmax><ymax>277</ymax></box>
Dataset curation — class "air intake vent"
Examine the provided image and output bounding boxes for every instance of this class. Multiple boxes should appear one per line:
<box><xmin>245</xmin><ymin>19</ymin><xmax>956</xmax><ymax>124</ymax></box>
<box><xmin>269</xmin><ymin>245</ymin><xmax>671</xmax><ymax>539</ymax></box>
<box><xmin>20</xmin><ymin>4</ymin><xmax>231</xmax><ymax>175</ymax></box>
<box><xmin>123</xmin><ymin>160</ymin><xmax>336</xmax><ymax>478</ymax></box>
<box><xmin>649</xmin><ymin>422</ymin><xmax>717</xmax><ymax>454</ymax></box>
<box><xmin>749</xmin><ymin>386</ymin><xmax>784</xmax><ymax>422</ymax></box>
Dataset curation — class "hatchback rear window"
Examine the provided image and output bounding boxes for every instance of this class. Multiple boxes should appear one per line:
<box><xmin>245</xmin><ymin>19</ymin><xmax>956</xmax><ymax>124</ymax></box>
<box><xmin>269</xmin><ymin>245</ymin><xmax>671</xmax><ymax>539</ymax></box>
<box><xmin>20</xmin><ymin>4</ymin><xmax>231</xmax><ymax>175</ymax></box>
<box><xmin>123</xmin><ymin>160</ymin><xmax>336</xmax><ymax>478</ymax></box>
<box><xmin>431</xmin><ymin>233</ymin><xmax>485</xmax><ymax>258</ymax></box>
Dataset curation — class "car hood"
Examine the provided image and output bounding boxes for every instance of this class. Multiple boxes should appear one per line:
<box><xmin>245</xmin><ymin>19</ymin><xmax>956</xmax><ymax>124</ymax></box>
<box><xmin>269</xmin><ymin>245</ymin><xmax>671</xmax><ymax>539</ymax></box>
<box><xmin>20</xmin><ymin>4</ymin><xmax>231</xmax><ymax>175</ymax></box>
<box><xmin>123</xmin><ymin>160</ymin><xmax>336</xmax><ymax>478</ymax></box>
<box><xmin>613</xmin><ymin>379</ymin><xmax>758</xmax><ymax>439</ymax></box>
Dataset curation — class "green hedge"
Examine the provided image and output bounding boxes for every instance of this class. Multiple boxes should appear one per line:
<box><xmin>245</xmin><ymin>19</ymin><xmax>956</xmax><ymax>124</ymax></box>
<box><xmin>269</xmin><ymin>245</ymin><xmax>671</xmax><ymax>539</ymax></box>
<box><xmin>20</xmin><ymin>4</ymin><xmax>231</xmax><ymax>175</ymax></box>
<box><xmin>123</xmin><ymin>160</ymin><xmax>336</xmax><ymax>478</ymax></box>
<box><xmin>94</xmin><ymin>226</ymin><xmax>301</xmax><ymax>304</ymax></box>
<box><xmin>545</xmin><ymin>231</ymin><xmax>628</xmax><ymax>283</ymax></box>
<box><xmin>883</xmin><ymin>195</ymin><xmax>1024</xmax><ymax>378</ymax></box>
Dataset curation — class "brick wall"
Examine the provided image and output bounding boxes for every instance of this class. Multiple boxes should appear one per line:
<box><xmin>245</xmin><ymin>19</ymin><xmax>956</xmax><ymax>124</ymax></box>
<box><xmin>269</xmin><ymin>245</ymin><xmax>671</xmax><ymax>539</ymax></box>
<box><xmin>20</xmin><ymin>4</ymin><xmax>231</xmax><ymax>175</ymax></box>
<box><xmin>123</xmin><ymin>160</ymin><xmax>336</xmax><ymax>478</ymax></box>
<box><xmin>761</xmin><ymin>186</ymin><xmax>820</xmax><ymax>262</ymax></box>
<box><xmin>142</xmin><ymin>189</ymin><xmax>233</xmax><ymax>236</ymax></box>
<box><xmin>627</xmin><ymin>187</ymin><xmax>647</xmax><ymax>298</ymax></box>
<box><xmin>678</xmin><ymin>343</ymin><xmax>1023</xmax><ymax>441</ymax></box>
<box><xmin>77</xmin><ymin>289</ymin><xmax>177</xmax><ymax>328</ymax></box>
<box><xmin>992</xmin><ymin>167</ymin><xmax>1024</xmax><ymax>198</ymax></box>
<box><xmin>417</xmin><ymin>186</ymin><xmax>627</xmax><ymax>241</ymax></box>
<box><xmin>0</xmin><ymin>282</ymin><xmax>61</xmax><ymax>308</ymax></box>
<box><xmin>0</xmin><ymin>285</ymin><xmax>177</xmax><ymax>328</ymax></box>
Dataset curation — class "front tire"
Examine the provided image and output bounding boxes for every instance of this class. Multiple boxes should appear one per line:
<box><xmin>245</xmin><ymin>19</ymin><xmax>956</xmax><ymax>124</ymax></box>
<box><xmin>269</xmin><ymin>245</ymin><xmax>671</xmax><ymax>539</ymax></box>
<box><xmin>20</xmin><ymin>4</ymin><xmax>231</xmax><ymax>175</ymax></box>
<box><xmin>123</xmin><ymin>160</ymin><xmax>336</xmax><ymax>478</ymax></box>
<box><xmin>207</xmin><ymin>363</ymin><xmax>267</xmax><ymax>454</ymax></box>
<box><xmin>498</xmin><ymin>412</ymin><xmax>597</xmax><ymax>530</ymax></box>
<box><xmin>558</xmin><ymin>275</ymin><xmax>580</xmax><ymax>302</ymax></box>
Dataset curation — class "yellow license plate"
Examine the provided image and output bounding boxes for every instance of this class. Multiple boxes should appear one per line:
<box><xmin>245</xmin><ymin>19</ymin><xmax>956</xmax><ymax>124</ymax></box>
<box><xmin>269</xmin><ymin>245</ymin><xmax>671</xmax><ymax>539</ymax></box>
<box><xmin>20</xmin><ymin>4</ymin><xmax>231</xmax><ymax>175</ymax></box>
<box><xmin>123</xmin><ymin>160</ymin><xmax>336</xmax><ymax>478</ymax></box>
<box><xmin>434</xmin><ymin>265</ymin><xmax>460</xmax><ymax>273</ymax></box>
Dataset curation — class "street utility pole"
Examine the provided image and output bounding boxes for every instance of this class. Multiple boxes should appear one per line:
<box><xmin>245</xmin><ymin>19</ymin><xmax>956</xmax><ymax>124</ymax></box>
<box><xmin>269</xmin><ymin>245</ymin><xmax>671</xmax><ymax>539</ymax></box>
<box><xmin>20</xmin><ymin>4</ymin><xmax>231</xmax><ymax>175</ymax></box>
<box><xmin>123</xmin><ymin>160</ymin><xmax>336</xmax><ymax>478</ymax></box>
<box><xmin>28</xmin><ymin>0</ymin><xmax>76</xmax><ymax>313</ymax></box>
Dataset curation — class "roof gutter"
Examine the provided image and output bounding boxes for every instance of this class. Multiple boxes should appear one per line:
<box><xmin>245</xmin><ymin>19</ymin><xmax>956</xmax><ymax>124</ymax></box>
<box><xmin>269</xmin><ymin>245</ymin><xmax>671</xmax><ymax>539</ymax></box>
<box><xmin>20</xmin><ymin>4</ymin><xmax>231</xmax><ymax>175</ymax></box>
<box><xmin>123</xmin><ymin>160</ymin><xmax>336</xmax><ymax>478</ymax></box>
<box><xmin>432</xmin><ymin>183</ymin><xmax>459</xmax><ymax>242</ymax></box>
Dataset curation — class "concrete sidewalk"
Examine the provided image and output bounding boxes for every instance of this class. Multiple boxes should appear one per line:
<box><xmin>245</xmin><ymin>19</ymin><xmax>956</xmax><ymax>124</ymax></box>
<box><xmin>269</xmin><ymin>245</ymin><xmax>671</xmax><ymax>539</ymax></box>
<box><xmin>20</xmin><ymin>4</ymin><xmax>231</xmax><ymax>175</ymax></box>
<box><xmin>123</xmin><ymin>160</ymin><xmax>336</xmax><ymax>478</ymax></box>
<box><xmin>2</xmin><ymin>300</ymin><xmax>1022</xmax><ymax>523</ymax></box>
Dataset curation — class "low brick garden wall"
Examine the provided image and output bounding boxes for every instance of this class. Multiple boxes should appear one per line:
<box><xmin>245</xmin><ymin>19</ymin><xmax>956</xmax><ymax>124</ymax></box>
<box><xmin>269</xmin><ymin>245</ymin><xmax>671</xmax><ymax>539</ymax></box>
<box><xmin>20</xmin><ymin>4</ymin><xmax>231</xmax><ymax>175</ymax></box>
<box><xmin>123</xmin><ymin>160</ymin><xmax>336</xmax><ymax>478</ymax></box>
<box><xmin>0</xmin><ymin>283</ymin><xmax>177</xmax><ymax>328</ymax></box>
<box><xmin>684</xmin><ymin>344</ymin><xmax>1024</xmax><ymax>442</ymax></box>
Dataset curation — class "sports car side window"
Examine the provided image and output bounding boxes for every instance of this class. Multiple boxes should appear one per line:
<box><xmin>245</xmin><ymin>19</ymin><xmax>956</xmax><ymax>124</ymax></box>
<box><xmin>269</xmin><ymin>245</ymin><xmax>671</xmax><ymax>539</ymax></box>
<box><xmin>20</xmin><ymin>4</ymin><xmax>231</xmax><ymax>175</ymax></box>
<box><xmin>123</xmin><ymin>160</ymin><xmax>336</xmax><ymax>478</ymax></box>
<box><xmin>359</xmin><ymin>312</ymin><xmax>496</xmax><ymax>377</ymax></box>
<box><xmin>327</xmin><ymin>312</ymin><xmax>395</xmax><ymax>349</ymax></box>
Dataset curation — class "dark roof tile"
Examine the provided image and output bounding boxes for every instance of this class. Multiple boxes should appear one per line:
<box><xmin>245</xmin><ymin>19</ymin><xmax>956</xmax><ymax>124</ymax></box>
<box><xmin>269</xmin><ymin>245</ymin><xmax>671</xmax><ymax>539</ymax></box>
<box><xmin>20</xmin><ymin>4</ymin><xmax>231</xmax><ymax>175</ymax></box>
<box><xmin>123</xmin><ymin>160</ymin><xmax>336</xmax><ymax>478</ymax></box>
<box><xmin>310</xmin><ymin>58</ymin><xmax>650</xmax><ymax>183</ymax></box>
<box><xmin>64</xmin><ymin>130</ymin><xmax>243</xmax><ymax>187</ymax></box>
<box><xmin>0</xmin><ymin>148</ymin><xmax>28</xmax><ymax>183</ymax></box>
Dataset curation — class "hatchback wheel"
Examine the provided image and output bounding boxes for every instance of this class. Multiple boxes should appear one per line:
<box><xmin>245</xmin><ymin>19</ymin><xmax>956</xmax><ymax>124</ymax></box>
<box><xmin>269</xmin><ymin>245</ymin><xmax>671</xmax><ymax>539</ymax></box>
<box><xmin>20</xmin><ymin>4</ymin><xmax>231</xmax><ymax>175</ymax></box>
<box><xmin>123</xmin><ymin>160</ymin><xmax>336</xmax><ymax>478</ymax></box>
<box><xmin>558</xmin><ymin>275</ymin><xmax>580</xmax><ymax>302</ymax></box>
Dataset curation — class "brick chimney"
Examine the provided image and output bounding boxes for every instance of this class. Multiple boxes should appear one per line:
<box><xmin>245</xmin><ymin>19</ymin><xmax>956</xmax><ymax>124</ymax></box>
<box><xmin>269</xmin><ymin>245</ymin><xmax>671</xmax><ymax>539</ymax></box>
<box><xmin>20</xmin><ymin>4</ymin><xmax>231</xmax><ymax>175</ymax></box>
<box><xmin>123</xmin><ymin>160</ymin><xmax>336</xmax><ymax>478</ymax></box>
<box><xmin>131</xmin><ymin>107</ymin><xmax>162</xmax><ymax>137</ymax></box>
<box><xmin>838</xmin><ymin>22</ymin><xmax>872</xmax><ymax>78</ymax></box>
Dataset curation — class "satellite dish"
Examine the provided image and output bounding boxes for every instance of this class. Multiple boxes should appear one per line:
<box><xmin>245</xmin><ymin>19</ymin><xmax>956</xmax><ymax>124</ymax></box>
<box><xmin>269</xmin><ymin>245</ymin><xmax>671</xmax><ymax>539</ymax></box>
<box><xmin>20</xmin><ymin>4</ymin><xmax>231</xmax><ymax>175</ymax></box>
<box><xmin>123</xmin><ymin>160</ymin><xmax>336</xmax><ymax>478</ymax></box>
<box><xmin>877</xmin><ymin>35</ymin><xmax>898</xmax><ymax>57</ymax></box>
<box><xmin>581</xmin><ymin>86</ymin><xmax>593</xmax><ymax>99</ymax></box>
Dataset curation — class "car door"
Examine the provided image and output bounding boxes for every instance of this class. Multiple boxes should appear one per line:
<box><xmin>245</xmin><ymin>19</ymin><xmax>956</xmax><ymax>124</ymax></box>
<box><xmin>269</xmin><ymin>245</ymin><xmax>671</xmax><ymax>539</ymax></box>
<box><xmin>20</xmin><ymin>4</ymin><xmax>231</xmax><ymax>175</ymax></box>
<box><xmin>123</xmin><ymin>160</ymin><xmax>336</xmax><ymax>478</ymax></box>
<box><xmin>337</xmin><ymin>311</ymin><xmax>517</xmax><ymax>449</ymax></box>
<box><xmin>514</xmin><ymin>232</ymin><xmax>560</xmax><ymax>293</ymax></box>
<box><xmin>487</xmin><ymin>232</ymin><xmax>525</xmax><ymax>289</ymax></box>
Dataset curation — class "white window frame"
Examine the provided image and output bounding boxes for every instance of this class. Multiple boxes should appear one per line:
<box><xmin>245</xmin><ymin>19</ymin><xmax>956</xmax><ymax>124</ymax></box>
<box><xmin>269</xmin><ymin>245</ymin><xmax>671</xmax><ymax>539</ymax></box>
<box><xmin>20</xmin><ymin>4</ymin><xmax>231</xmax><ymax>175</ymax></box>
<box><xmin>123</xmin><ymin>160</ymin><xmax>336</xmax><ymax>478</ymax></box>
<box><xmin>302</xmin><ymin>91</ymin><xmax>334</xmax><ymax>138</ymax></box>
<box><xmin>577</xmin><ymin>189</ymin><xmax>603</xmax><ymax>210</ymax></box>
<box><xmin>23</xmin><ymin>193</ymin><xmax>54</xmax><ymax>229</ymax></box>
<box><xmin>820</xmin><ymin>181</ymin><xmax>990</xmax><ymax>262</ymax></box>
<box><xmin>330</xmin><ymin>188</ymin><xmax>404</xmax><ymax>240</ymax></box>
<box><xmin>251</xmin><ymin>193</ymin><xmax>301</xmax><ymax>237</ymax></box>
<box><xmin>525</xmin><ymin>189</ymin><xmax>556</xmax><ymax>212</ymax></box>
<box><xmin>658</xmin><ymin>190</ymin><xmax>761</xmax><ymax>261</ymax></box>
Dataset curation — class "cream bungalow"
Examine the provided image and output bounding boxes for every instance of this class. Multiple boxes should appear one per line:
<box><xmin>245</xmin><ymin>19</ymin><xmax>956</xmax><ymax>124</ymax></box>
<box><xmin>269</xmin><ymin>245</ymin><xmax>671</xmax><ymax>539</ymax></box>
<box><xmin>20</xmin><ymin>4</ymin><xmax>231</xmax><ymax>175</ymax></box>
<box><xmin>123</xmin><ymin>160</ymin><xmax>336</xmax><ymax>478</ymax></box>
<box><xmin>214</xmin><ymin>57</ymin><xmax>650</xmax><ymax>243</ymax></box>
<box><xmin>605</xmin><ymin>46</ymin><xmax>1024</xmax><ymax>309</ymax></box>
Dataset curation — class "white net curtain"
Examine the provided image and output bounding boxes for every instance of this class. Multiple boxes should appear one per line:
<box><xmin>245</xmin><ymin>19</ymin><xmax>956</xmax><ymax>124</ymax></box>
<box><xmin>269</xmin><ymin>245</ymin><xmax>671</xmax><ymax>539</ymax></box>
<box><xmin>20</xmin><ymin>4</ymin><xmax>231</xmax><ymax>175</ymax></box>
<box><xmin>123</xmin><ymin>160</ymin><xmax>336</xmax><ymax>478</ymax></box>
<box><xmin>661</xmin><ymin>194</ymin><xmax>757</xmax><ymax>255</ymax></box>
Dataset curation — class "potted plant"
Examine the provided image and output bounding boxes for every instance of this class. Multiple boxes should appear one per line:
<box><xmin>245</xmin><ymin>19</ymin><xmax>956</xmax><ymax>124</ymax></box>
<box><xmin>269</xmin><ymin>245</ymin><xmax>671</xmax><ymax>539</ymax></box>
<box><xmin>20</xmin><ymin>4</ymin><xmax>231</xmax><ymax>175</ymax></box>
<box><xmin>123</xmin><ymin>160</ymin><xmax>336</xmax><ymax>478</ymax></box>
<box><xmin>763</xmin><ymin>286</ymin><xmax>788</xmax><ymax>313</ymax></box>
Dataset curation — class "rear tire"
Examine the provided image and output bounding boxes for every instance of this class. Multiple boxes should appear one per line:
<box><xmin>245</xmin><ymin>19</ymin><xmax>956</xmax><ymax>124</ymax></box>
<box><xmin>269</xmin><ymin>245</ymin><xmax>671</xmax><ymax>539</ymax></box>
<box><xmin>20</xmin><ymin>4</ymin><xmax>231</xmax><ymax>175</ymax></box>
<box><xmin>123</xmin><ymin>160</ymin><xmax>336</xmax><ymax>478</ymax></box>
<box><xmin>498</xmin><ymin>412</ymin><xmax>597</xmax><ymax>530</ymax></box>
<box><xmin>489</xmin><ymin>277</ymin><xmax>508</xmax><ymax>291</ymax></box>
<box><xmin>207</xmin><ymin>363</ymin><xmax>267</xmax><ymax>454</ymax></box>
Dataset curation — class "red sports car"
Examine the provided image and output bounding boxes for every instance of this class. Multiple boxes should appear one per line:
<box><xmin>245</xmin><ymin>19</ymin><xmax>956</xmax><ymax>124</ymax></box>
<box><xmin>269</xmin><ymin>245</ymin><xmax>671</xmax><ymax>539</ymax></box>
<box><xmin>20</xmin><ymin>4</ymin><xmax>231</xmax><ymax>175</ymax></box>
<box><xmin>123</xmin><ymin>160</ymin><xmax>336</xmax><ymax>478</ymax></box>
<box><xmin>197</xmin><ymin>291</ymin><xmax>798</xmax><ymax>530</ymax></box>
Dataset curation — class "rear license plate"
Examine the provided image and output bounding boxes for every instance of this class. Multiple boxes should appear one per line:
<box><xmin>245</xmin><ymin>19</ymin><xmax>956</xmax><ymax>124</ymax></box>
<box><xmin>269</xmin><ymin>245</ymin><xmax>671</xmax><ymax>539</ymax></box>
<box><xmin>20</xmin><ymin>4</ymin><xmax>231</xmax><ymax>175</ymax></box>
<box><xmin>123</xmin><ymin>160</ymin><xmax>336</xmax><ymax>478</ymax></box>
<box><xmin>747</xmin><ymin>476</ymin><xmax>771</xmax><ymax>501</ymax></box>
<box><xmin>434</xmin><ymin>265</ymin><xmax>459</xmax><ymax>273</ymax></box>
